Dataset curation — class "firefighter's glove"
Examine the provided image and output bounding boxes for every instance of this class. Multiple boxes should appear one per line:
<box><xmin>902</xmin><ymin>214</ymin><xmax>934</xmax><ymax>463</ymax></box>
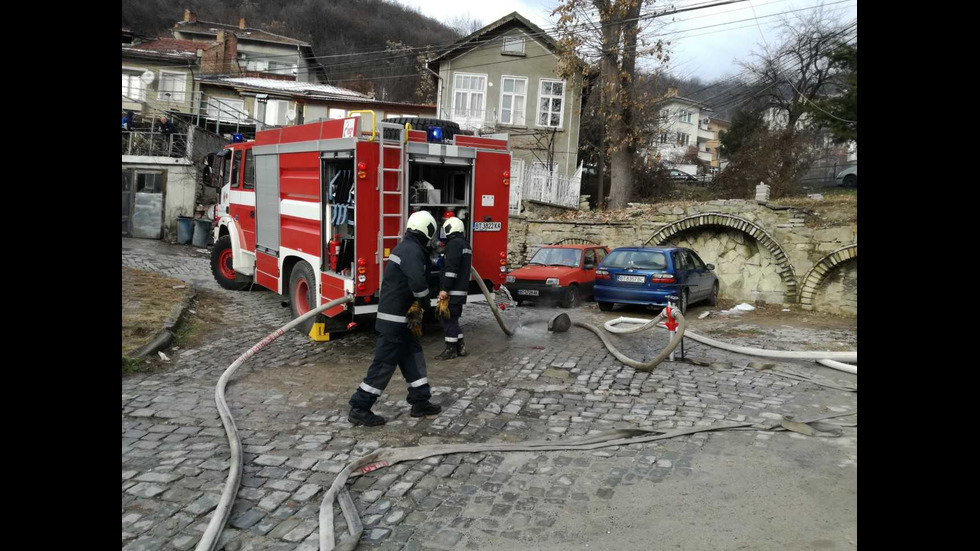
<box><xmin>435</xmin><ymin>295</ymin><xmax>451</xmax><ymax>320</ymax></box>
<box><xmin>407</xmin><ymin>301</ymin><xmax>425</xmax><ymax>337</ymax></box>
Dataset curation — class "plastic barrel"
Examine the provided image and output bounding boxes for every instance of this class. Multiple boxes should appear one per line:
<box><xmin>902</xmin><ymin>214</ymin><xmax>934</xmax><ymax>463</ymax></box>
<box><xmin>177</xmin><ymin>216</ymin><xmax>195</xmax><ymax>244</ymax></box>
<box><xmin>192</xmin><ymin>219</ymin><xmax>211</xmax><ymax>247</ymax></box>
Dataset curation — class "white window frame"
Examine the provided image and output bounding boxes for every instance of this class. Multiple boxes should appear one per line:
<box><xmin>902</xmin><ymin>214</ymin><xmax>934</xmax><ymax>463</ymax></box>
<box><xmin>502</xmin><ymin>36</ymin><xmax>525</xmax><ymax>55</ymax></box>
<box><xmin>536</xmin><ymin>78</ymin><xmax>566</xmax><ymax>129</ymax></box>
<box><xmin>122</xmin><ymin>72</ymin><xmax>144</xmax><ymax>101</ymax></box>
<box><xmin>499</xmin><ymin>75</ymin><xmax>528</xmax><ymax>126</ymax></box>
<box><xmin>328</xmin><ymin>108</ymin><xmax>347</xmax><ymax>119</ymax></box>
<box><xmin>451</xmin><ymin>72</ymin><xmax>488</xmax><ymax>128</ymax></box>
<box><xmin>679</xmin><ymin>110</ymin><xmax>692</xmax><ymax>124</ymax></box>
<box><xmin>207</xmin><ymin>97</ymin><xmax>246</xmax><ymax>122</ymax></box>
<box><xmin>158</xmin><ymin>70</ymin><xmax>187</xmax><ymax>102</ymax></box>
<box><xmin>677</xmin><ymin>132</ymin><xmax>690</xmax><ymax>146</ymax></box>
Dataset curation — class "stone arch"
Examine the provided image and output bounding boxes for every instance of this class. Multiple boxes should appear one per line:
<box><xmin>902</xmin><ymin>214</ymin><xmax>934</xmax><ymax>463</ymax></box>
<box><xmin>799</xmin><ymin>244</ymin><xmax>857</xmax><ymax>311</ymax></box>
<box><xmin>646</xmin><ymin>213</ymin><xmax>798</xmax><ymax>300</ymax></box>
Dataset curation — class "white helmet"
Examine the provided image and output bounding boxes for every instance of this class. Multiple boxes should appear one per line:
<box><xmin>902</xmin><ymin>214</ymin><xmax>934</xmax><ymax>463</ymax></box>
<box><xmin>407</xmin><ymin>210</ymin><xmax>438</xmax><ymax>240</ymax></box>
<box><xmin>442</xmin><ymin>216</ymin><xmax>464</xmax><ymax>236</ymax></box>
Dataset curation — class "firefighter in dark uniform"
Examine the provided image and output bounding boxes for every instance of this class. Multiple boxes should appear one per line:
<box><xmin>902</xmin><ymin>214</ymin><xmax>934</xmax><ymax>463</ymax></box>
<box><xmin>348</xmin><ymin>210</ymin><xmax>443</xmax><ymax>426</ymax></box>
<box><xmin>436</xmin><ymin>216</ymin><xmax>471</xmax><ymax>360</ymax></box>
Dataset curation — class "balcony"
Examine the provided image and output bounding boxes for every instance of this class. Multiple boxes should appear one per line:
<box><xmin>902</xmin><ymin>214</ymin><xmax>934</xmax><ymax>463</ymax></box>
<box><xmin>122</xmin><ymin>131</ymin><xmax>187</xmax><ymax>158</ymax></box>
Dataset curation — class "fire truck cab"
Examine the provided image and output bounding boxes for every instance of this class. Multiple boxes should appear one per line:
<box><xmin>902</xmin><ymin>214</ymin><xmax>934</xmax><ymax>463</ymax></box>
<box><xmin>207</xmin><ymin>112</ymin><xmax>511</xmax><ymax>336</ymax></box>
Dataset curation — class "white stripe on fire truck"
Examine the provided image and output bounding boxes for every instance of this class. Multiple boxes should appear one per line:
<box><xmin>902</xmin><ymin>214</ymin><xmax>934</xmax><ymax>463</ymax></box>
<box><xmin>229</xmin><ymin>190</ymin><xmax>256</xmax><ymax>206</ymax></box>
<box><xmin>280</xmin><ymin>199</ymin><xmax>320</xmax><ymax>221</ymax></box>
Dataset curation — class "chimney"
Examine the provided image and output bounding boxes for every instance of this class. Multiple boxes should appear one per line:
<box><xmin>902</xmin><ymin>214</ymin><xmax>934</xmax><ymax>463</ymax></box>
<box><xmin>239</xmin><ymin>17</ymin><xmax>246</xmax><ymax>30</ymax></box>
<box><xmin>184</xmin><ymin>9</ymin><xmax>197</xmax><ymax>23</ymax></box>
<box><xmin>666</xmin><ymin>87</ymin><xmax>679</xmax><ymax>98</ymax></box>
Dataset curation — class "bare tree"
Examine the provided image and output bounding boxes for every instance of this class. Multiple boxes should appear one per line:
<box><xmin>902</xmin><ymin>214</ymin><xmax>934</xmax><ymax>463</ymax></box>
<box><xmin>443</xmin><ymin>14</ymin><xmax>485</xmax><ymax>37</ymax></box>
<box><xmin>553</xmin><ymin>0</ymin><xmax>669</xmax><ymax>210</ymax></box>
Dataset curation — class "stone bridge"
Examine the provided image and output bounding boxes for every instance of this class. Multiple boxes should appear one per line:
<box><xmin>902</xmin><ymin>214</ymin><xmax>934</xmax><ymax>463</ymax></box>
<box><xmin>507</xmin><ymin>199</ymin><xmax>857</xmax><ymax>314</ymax></box>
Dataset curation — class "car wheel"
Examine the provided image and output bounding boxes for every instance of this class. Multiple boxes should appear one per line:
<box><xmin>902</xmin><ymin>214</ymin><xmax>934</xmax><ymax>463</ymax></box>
<box><xmin>515</xmin><ymin>299</ymin><xmax>524</xmax><ymax>307</ymax></box>
<box><xmin>598</xmin><ymin>301</ymin><xmax>614</xmax><ymax>312</ymax></box>
<box><xmin>843</xmin><ymin>174</ymin><xmax>857</xmax><ymax>188</ymax></box>
<box><xmin>289</xmin><ymin>261</ymin><xmax>319</xmax><ymax>335</ymax></box>
<box><xmin>210</xmin><ymin>235</ymin><xmax>252</xmax><ymax>291</ymax></box>
<box><xmin>707</xmin><ymin>282</ymin><xmax>719</xmax><ymax>307</ymax></box>
<box><xmin>679</xmin><ymin>290</ymin><xmax>689</xmax><ymax>315</ymax></box>
<box><xmin>560</xmin><ymin>286</ymin><xmax>579</xmax><ymax>309</ymax></box>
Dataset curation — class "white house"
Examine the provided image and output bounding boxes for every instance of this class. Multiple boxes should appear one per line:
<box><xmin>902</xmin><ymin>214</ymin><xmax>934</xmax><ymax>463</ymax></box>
<box><xmin>648</xmin><ymin>88</ymin><xmax>714</xmax><ymax>172</ymax></box>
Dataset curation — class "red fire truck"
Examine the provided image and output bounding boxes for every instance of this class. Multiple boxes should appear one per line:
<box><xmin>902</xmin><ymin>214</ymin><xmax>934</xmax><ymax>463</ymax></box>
<box><xmin>207</xmin><ymin>112</ymin><xmax>512</xmax><ymax>337</ymax></box>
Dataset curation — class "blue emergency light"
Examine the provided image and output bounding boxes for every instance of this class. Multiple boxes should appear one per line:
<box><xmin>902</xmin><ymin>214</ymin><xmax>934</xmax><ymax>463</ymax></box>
<box><xmin>426</xmin><ymin>126</ymin><xmax>443</xmax><ymax>143</ymax></box>
<box><xmin>232</xmin><ymin>133</ymin><xmax>245</xmax><ymax>143</ymax></box>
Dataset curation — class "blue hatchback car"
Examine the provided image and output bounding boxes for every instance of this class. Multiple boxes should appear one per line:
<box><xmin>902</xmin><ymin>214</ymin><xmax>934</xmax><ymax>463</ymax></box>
<box><xmin>593</xmin><ymin>247</ymin><xmax>719</xmax><ymax>314</ymax></box>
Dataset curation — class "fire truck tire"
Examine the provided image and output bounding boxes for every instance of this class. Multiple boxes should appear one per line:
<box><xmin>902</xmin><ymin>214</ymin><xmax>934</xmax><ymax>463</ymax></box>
<box><xmin>289</xmin><ymin>262</ymin><xmax>319</xmax><ymax>335</ymax></box>
<box><xmin>384</xmin><ymin>117</ymin><xmax>461</xmax><ymax>140</ymax></box>
<box><xmin>211</xmin><ymin>235</ymin><xmax>252</xmax><ymax>291</ymax></box>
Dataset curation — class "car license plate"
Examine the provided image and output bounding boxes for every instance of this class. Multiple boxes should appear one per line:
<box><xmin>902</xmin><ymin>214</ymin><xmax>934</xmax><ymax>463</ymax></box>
<box><xmin>473</xmin><ymin>222</ymin><xmax>502</xmax><ymax>232</ymax></box>
<box><xmin>617</xmin><ymin>275</ymin><xmax>646</xmax><ymax>283</ymax></box>
<box><xmin>517</xmin><ymin>289</ymin><xmax>539</xmax><ymax>296</ymax></box>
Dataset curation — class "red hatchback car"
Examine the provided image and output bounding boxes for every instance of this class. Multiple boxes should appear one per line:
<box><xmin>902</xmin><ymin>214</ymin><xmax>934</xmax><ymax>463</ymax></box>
<box><xmin>505</xmin><ymin>244</ymin><xmax>611</xmax><ymax>307</ymax></box>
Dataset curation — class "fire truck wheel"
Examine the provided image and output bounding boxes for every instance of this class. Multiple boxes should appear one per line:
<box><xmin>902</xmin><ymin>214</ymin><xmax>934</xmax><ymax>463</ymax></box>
<box><xmin>211</xmin><ymin>235</ymin><xmax>251</xmax><ymax>291</ymax></box>
<box><xmin>289</xmin><ymin>262</ymin><xmax>319</xmax><ymax>335</ymax></box>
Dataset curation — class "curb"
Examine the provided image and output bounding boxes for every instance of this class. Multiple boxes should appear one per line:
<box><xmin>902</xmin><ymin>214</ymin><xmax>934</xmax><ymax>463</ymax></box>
<box><xmin>131</xmin><ymin>287</ymin><xmax>197</xmax><ymax>360</ymax></box>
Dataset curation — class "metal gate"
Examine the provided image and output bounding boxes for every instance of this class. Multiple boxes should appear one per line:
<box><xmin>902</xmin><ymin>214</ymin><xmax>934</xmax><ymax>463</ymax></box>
<box><xmin>132</xmin><ymin>171</ymin><xmax>164</xmax><ymax>239</ymax></box>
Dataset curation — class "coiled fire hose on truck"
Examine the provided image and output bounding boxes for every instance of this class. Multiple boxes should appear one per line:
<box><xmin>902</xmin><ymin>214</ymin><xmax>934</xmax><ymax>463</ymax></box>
<box><xmin>195</xmin><ymin>295</ymin><xmax>353</xmax><ymax>551</ymax></box>
<box><xmin>317</xmin><ymin>409</ymin><xmax>856</xmax><ymax>551</ymax></box>
<box><xmin>604</xmin><ymin>317</ymin><xmax>857</xmax><ymax>373</ymax></box>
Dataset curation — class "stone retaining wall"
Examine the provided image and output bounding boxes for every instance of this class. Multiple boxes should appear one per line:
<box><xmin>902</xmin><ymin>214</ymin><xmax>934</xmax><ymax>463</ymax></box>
<box><xmin>507</xmin><ymin>199</ymin><xmax>857</xmax><ymax>312</ymax></box>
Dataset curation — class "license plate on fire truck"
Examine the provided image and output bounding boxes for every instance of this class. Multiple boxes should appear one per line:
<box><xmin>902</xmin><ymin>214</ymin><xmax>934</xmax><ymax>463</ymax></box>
<box><xmin>517</xmin><ymin>289</ymin><xmax>539</xmax><ymax>296</ymax></box>
<box><xmin>473</xmin><ymin>222</ymin><xmax>502</xmax><ymax>232</ymax></box>
<box><xmin>617</xmin><ymin>275</ymin><xmax>646</xmax><ymax>283</ymax></box>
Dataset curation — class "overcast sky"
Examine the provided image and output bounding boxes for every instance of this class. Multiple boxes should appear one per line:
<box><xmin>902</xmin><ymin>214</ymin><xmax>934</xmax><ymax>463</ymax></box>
<box><xmin>395</xmin><ymin>0</ymin><xmax>857</xmax><ymax>82</ymax></box>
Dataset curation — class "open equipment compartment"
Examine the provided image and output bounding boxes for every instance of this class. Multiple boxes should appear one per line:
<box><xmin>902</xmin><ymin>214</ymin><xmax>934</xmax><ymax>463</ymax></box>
<box><xmin>322</xmin><ymin>154</ymin><xmax>356</xmax><ymax>278</ymax></box>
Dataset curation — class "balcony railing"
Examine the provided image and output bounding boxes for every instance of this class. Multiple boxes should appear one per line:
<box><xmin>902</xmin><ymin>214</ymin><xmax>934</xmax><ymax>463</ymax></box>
<box><xmin>122</xmin><ymin>131</ymin><xmax>188</xmax><ymax>158</ymax></box>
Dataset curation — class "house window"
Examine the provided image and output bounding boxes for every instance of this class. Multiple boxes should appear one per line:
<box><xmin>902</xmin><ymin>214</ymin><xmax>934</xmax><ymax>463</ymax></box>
<box><xmin>229</xmin><ymin>150</ymin><xmax>242</xmax><ymax>188</ymax></box>
<box><xmin>679</xmin><ymin>110</ymin><xmax>692</xmax><ymax>123</ymax></box>
<box><xmin>499</xmin><ymin>76</ymin><xmax>528</xmax><ymax>125</ymax></box>
<box><xmin>452</xmin><ymin>73</ymin><xmax>487</xmax><ymax>120</ymax></box>
<box><xmin>660</xmin><ymin>109</ymin><xmax>669</xmax><ymax>122</ymax></box>
<box><xmin>122</xmin><ymin>72</ymin><xmax>144</xmax><ymax>101</ymax></box>
<box><xmin>537</xmin><ymin>79</ymin><xmax>565</xmax><ymax>128</ymax></box>
<box><xmin>136</xmin><ymin>172</ymin><xmax>163</xmax><ymax>194</ymax></box>
<box><xmin>158</xmin><ymin>71</ymin><xmax>187</xmax><ymax>102</ymax></box>
<box><xmin>264</xmin><ymin>99</ymin><xmax>290</xmax><ymax>126</ymax></box>
<box><xmin>659</xmin><ymin>133</ymin><xmax>669</xmax><ymax>144</ymax></box>
<box><xmin>502</xmin><ymin>36</ymin><xmax>525</xmax><ymax>55</ymax></box>
<box><xmin>328</xmin><ymin>108</ymin><xmax>346</xmax><ymax>119</ymax></box>
<box><xmin>207</xmin><ymin>98</ymin><xmax>246</xmax><ymax>122</ymax></box>
<box><xmin>677</xmin><ymin>132</ymin><xmax>690</xmax><ymax>146</ymax></box>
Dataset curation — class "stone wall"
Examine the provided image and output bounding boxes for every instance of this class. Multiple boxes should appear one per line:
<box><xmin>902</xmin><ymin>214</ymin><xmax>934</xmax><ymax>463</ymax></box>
<box><xmin>506</xmin><ymin>199</ymin><xmax>857</xmax><ymax>312</ymax></box>
<box><xmin>812</xmin><ymin>259</ymin><xmax>857</xmax><ymax>315</ymax></box>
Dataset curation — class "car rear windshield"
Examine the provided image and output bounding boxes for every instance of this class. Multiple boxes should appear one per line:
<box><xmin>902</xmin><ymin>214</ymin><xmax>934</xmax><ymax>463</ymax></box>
<box><xmin>601</xmin><ymin>250</ymin><xmax>668</xmax><ymax>270</ymax></box>
<box><xmin>527</xmin><ymin>247</ymin><xmax>582</xmax><ymax>267</ymax></box>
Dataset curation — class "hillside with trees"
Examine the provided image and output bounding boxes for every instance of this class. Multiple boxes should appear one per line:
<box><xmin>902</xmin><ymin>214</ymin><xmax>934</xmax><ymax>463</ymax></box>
<box><xmin>121</xmin><ymin>0</ymin><xmax>465</xmax><ymax>102</ymax></box>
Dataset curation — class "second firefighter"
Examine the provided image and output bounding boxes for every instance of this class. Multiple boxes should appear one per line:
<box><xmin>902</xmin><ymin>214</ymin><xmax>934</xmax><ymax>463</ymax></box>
<box><xmin>436</xmin><ymin>216</ymin><xmax>471</xmax><ymax>360</ymax></box>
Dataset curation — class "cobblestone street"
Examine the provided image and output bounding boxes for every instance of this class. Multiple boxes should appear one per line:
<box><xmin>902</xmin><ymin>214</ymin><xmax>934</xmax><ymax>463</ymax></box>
<box><xmin>122</xmin><ymin>238</ymin><xmax>857</xmax><ymax>551</ymax></box>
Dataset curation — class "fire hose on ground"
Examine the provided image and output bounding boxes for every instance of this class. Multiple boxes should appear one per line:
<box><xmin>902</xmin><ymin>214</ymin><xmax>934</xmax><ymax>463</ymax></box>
<box><xmin>604</xmin><ymin>316</ymin><xmax>858</xmax><ymax>374</ymax></box>
<box><xmin>194</xmin><ymin>295</ymin><xmax>353</xmax><ymax>551</ymax></box>
<box><xmin>199</xmin><ymin>272</ymin><xmax>855</xmax><ymax>550</ymax></box>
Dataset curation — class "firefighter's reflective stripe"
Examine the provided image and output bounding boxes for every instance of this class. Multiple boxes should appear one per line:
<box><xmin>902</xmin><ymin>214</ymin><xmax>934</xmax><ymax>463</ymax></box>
<box><xmin>388</xmin><ymin>254</ymin><xmax>401</xmax><ymax>264</ymax></box>
<box><xmin>449</xmin><ymin>290</ymin><xmax>468</xmax><ymax>296</ymax></box>
<box><xmin>377</xmin><ymin>313</ymin><xmax>407</xmax><ymax>323</ymax></box>
<box><xmin>407</xmin><ymin>377</ymin><xmax>428</xmax><ymax>388</ymax></box>
<box><xmin>462</xmin><ymin>249</ymin><xmax>472</xmax><ymax>254</ymax></box>
<box><xmin>413</xmin><ymin>289</ymin><xmax>429</xmax><ymax>298</ymax></box>
<box><xmin>444</xmin><ymin>337</ymin><xmax>459</xmax><ymax>343</ymax></box>
<box><xmin>444</xmin><ymin>272</ymin><xmax>457</xmax><ymax>278</ymax></box>
<box><xmin>359</xmin><ymin>382</ymin><xmax>383</xmax><ymax>395</ymax></box>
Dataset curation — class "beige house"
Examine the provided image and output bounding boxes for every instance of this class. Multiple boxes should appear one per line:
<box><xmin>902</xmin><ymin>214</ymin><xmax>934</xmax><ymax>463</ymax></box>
<box><xmin>428</xmin><ymin>11</ymin><xmax>583</xmax><ymax>207</ymax></box>
<box><xmin>122</xmin><ymin>30</ymin><xmax>200</xmax><ymax>116</ymax></box>
<box><xmin>706</xmin><ymin>117</ymin><xmax>730</xmax><ymax>169</ymax></box>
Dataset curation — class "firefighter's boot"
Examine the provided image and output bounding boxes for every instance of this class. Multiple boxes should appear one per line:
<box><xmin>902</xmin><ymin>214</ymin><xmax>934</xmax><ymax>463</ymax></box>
<box><xmin>410</xmin><ymin>401</ymin><xmax>442</xmax><ymax>417</ymax></box>
<box><xmin>348</xmin><ymin>407</ymin><xmax>386</xmax><ymax>427</ymax></box>
<box><xmin>456</xmin><ymin>338</ymin><xmax>468</xmax><ymax>357</ymax></box>
<box><xmin>436</xmin><ymin>342</ymin><xmax>458</xmax><ymax>360</ymax></box>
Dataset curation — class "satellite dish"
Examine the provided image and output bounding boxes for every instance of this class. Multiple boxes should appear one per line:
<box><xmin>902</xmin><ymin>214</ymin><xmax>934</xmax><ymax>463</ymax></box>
<box><xmin>285</xmin><ymin>109</ymin><xmax>297</xmax><ymax>122</ymax></box>
<box><xmin>140</xmin><ymin>70</ymin><xmax>155</xmax><ymax>85</ymax></box>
